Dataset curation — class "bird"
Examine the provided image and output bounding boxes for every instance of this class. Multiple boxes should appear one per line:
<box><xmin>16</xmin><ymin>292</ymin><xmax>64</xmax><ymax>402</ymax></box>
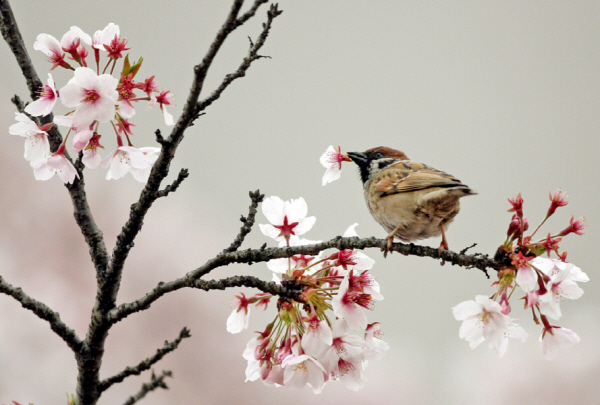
<box><xmin>347</xmin><ymin>146</ymin><xmax>475</xmax><ymax>257</ymax></box>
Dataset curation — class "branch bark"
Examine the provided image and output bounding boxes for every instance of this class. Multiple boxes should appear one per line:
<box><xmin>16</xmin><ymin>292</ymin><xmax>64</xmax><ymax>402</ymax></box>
<box><xmin>0</xmin><ymin>275</ymin><xmax>83</xmax><ymax>352</ymax></box>
<box><xmin>108</xmin><ymin>235</ymin><xmax>500</xmax><ymax>325</ymax></box>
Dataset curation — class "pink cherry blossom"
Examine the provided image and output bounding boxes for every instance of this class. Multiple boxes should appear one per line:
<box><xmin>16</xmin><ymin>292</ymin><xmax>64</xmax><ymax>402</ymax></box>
<box><xmin>319</xmin><ymin>320</ymin><xmax>368</xmax><ymax>391</ymax></box>
<box><xmin>507</xmin><ymin>193</ymin><xmax>524</xmax><ymax>217</ymax></box>
<box><xmin>59</xmin><ymin>67</ymin><xmax>119</xmax><ymax>128</ymax></box>
<box><xmin>531</xmin><ymin>257</ymin><xmax>589</xmax><ymax>282</ymax></box>
<box><xmin>33</xmin><ymin>150</ymin><xmax>79</xmax><ymax>184</ymax></box>
<box><xmin>558</xmin><ymin>216</ymin><xmax>586</xmax><ymax>236</ymax></box>
<box><xmin>8</xmin><ymin>113</ymin><xmax>51</xmax><ymax>167</ymax></box>
<box><xmin>332</xmin><ymin>275</ymin><xmax>374</xmax><ymax>331</ymax></box>
<box><xmin>24</xmin><ymin>73</ymin><xmax>58</xmax><ymax>117</ymax></box>
<box><xmin>61</xmin><ymin>26</ymin><xmax>91</xmax><ymax>66</ymax></box>
<box><xmin>266</xmin><ymin>236</ymin><xmax>323</xmax><ymax>274</ymax></box>
<box><xmin>537</xmin><ymin>266</ymin><xmax>584</xmax><ymax>320</ymax></box>
<box><xmin>101</xmin><ymin>146</ymin><xmax>159</xmax><ymax>182</ymax></box>
<box><xmin>82</xmin><ymin>135</ymin><xmax>103</xmax><ymax>169</ymax></box>
<box><xmin>226</xmin><ymin>293</ymin><xmax>251</xmax><ymax>334</ymax></box>
<box><xmin>155</xmin><ymin>90</ymin><xmax>174</xmax><ymax>126</ymax></box>
<box><xmin>302</xmin><ymin>314</ymin><xmax>333</xmax><ymax>357</ymax></box>
<box><xmin>319</xmin><ymin>145</ymin><xmax>350</xmax><ymax>185</ymax></box>
<box><xmin>92</xmin><ymin>23</ymin><xmax>120</xmax><ymax>50</ymax></box>
<box><xmin>72</xmin><ymin>129</ymin><xmax>94</xmax><ymax>152</ymax></box>
<box><xmin>259</xmin><ymin>196</ymin><xmax>316</xmax><ymax>243</ymax></box>
<box><xmin>33</xmin><ymin>33</ymin><xmax>70</xmax><ymax>70</ymax></box>
<box><xmin>547</xmin><ymin>188</ymin><xmax>568</xmax><ymax>217</ymax></box>
<box><xmin>540</xmin><ymin>325</ymin><xmax>580</xmax><ymax>360</ymax></box>
<box><xmin>281</xmin><ymin>354</ymin><xmax>327</xmax><ymax>393</ymax></box>
<box><xmin>452</xmin><ymin>295</ymin><xmax>528</xmax><ymax>357</ymax></box>
<box><xmin>364</xmin><ymin>322</ymin><xmax>389</xmax><ymax>360</ymax></box>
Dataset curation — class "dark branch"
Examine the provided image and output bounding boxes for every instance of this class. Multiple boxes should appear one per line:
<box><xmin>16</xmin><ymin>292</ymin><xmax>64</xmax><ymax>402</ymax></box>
<box><xmin>196</xmin><ymin>3</ymin><xmax>282</xmax><ymax>114</ymax></box>
<box><xmin>234</xmin><ymin>0</ymin><xmax>269</xmax><ymax>28</ymax></box>
<box><xmin>0</xmin><ymin>275</ymin><xmax>83</xmax><ymax>353</ymax></box>
<box><xmin>108</xmin><ymin>237</ymin><xmax>499</xmax><ymax>325</ymax></box>
<box><xmin>10</xmin><ymin>94</ymin><xmax>25</xmax><ymax>112</ymax></box>
<box><xmin>154</xmin><ymin>169</ymin><xmax>189</xmax><ymax>199</ymax></box>
<box><xmin>223</xmin><ymin>190</ymin><xmax>265</xmax><ymax>253</ymax></box>
<box><xmin>83</xmin><ymin>4</ymin><xmax>280</xmax><ymax>402</ymax></box>
<box><xmin>191</xmin><ymin>275</ymin><xmax>305</xmax><ymax>303</ymax></box>
<box><xmin>121</xmin><ymin>370</ymin><xmax>172</xmax><ymax>405</ymax></box>
<box><xmin>99</xmin><ymin>327</ymin><xmax>190</xmax><ymax>392</ymax></box>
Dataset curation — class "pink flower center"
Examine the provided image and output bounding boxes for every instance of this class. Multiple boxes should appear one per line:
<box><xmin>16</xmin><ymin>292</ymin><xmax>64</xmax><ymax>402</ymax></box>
<box><xmin>84</xmin><ymin>89</ymin><xmax>100</xmax><ymax>103</ymax></box>
<box><xmin>274</xmin><ymin>215</ymin><xmax>299</xmax><ymax>238</ymax></box>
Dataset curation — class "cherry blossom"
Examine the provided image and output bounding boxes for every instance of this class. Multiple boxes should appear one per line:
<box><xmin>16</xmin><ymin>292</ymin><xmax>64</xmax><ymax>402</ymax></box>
<box><xmin>364</xmin><ymin>322</ymin><xmax>389</xmax><ymax>360</ymax></box>
<box><xmin>33</xmin><ymin>33</ymin><xmax>70</xmax><ymax>70</ymax></box>
<box><xmin>61</xmin><ymin>26</ymin><xmax>92</xmax><ymax>66</ymax></box>
<box><xmin>512</xmin><ymin>252</ymin><xmax>537</xmax><ymax>293</ymax></box>
<box><xmin>281</xmin><ymin>354</ymin><xmax>328</xmax><ymax>393</ymax></box>
<box><xmin>452</xmin><ymin>295</ymin><xmax>528</xmax><ymax>356</ymax></box>
<box><xmin>226</xmin><ymin>293</ymin><xmax>251</xmax><ymax>334</ymax></box>
<box><xmin>33</xmin><ymin>146</ymin><xmax>79</xmax><ymax>184</ymax></box>
<box><xmin>302</xmin><ymin>314</ymin><xmax>333</xmax><ymax>357</ymax></box>
<box><xmin>92</xmin><ymin>23</ymin><xmax>120</xmax><ymax>50</ymax></box>
<box><xmin>558</xmin><ymin>216</ymin><xmax>586</xmax><ymax>236</ymax></box>
<box><xmin>82</xmin><ymin>135</ymin><xmax>104</xmax><ymax>169</ymax></box>
<box><xmin>155</xmin><ymin>90</ymin><xmax>174</xmax><ymax>125</ymax></box>
<box><xmin>319</xmin><ymin>145</ymin><xmax>350</xmax><ymax>185</ymax></box>
<box><xmin>319</xmin><ymin>320</ymin><xmax>368</xmax><ymax>391</ymax></box>
<box><xmin>102</xmin><ymin>146</ymin><xmax>159</xmax><ymax>182</ymax></box>
<box><xmin>540</xmin><ymin>324</ymin><xmax>580</xmax><ymax>360</ymax></box>
<box><xmin>259</xmin><ymin>196</ymin><xmax>316</xmax><ymax>243</ymax></box>
<box><xmin>507</xmin><ymin>193</ymin><xmax>524</xmax><ymax>218</ymax></box>
<box><xmin>72</xmin><ymin>129</ymin><xmax>94</xmax><ymax>152</ymax></box>
<box><xmin>59</xmin><ymin>67</ymin><xmax>119</xmax><ymax>128</ymax></box>
<box><xmin>536</xmin><ymin>265</ymin><xmax>584</xmax><ymax>320</ymax></box>
<box><xmin>8</xmin><ymin>113</ymin><xmax>51</xmax><ymax>167</ymax></box>
<box><xmin>331</xmin><ymin>273</ymin><xmax>381</xmax><ymax>331</ymax></box>
<box><xmin>24</xmin><ymin>73</ymin><xmax>58</xmax><ymax>117</ymax></box>
<box><xmin>266</xmin><ymin>236</ymin><xmax>323</xmax><ymax>274</ymax></box>
<box><xmin>547</xmin><ymin>188</ymin><xmax>568</xmax><ymax>216</ymax></box>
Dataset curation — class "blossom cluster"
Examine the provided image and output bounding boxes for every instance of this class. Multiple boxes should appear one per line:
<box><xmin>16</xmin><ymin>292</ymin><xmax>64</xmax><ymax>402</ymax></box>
<box><xmin>453</xmin><ymin>190</ymin><xmax>588</xmax><ymax>359</ymax></box>
<box><xmin>226</xmin><ymin>196</ymin><xmax>388</xmax><ymax>393</ymax></box>
<box><xmin>8</xmin><ymin>24</ymin><xmax>174</xmax><ymax>184</ymax></box>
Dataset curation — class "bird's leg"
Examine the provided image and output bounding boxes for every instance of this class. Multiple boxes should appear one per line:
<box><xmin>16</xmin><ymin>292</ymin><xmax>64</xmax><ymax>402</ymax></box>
<box><xmin>384</xmin><ymin>224</ymin><xmax>404</xmax><ymax>258</ymax></box>
<box><xmin>438</xmin><ymin>224</ymin><xmax>449</xmax><ymax>266</ymax></box>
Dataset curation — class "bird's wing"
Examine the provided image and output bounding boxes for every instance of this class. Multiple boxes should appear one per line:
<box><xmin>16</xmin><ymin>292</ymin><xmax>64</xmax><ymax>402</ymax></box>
<box><xmin>371</xmin><ymin>162</ymin><xmax>464</xmax><ymax>197</ymax></box>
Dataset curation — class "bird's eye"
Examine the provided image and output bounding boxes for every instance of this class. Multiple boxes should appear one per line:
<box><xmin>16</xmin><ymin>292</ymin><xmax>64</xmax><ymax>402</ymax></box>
<box><xmin>374</xmin><ymin>152</ymin><xmax>384</xmax><ymax>159</ymax></box>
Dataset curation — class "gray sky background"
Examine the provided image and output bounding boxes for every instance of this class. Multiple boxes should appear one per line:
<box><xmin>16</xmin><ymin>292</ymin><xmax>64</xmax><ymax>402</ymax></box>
<box><xmin>1</xmin><ymin>1</ymin><xmax>599</xmax><ymax>404</ymax></box>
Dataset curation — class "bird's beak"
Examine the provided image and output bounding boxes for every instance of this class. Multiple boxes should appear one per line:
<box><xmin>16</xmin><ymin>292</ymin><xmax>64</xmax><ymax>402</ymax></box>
<box><xmin>347</xmin><ymin>151</ymin><xmax>368</xmax><ymax>166</ymax></box>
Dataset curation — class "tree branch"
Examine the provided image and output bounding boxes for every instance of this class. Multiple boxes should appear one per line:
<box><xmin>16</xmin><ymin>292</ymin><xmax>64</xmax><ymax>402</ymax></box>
<box><xmin>99</xmin><ymin>327</ymin><xmax>190</xmax><ymax>393</ymax></box>
<box><xmin>0</xmin><ymin>275</ymin><xmax>83</xmax><ymax>353</ymax></box>
<box><xmin>76</xmin><ymin>3</ymin><xmax>282</xmax><ymax>403</ymax></box>
<box><xmin>196</xmin><ymin>3</ymin><xmax>282</xmax><ymax>113</ymax></box>
<box><xmin>223</xmin><ymin>189</ymin><xmax>264</xmax><ymax>253</ymax></box>
<box><xmin>191</xmin><ymin>275</ymin><xmax>305</xmax><ymax>302</ymax></box>
<box><xmin>108</xmin><ymin>237</ymin><xmax>500</xmax><ymax>325</ymax></box>
<box><xmin>121</xmin><ymin>370</ymin><xmax>172</xmax><ymax>405</ymax></box>
<box><xmin>154</xmin><ymin>168</ymin><xmax>189</xmax><ymax>199</ymax></box>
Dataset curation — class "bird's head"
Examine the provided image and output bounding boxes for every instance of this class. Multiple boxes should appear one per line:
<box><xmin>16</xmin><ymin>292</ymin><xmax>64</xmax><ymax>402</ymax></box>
<box><xmin>347</xmin><ymin>146</ymin><xmax>410</xmax><ymax>184</ymax></box>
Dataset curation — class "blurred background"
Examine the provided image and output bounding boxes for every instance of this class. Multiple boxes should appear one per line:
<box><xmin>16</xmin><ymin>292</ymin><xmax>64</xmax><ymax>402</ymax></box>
<box><xmin>1</xmin><ymin>1</ymin><xmax>599</xmax><ymax>404</ymax></box>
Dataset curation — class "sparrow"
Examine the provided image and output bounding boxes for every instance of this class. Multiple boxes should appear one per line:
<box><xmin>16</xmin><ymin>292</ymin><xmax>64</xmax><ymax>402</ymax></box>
<box><xmin>347</xmin><ymin>146</ymin><xmax>475</xmax><ymax>256</ymax></box>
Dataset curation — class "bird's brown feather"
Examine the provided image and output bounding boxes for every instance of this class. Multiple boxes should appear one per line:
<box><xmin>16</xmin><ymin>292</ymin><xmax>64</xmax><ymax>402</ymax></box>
<box><xmin>371</xmin><ymin>163</ymin><xmax>464</xmax><ymax>197</ymax></box>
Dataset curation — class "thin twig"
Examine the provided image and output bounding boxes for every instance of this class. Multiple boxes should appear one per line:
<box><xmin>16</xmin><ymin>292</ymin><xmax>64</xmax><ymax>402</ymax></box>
<box><xmin>196</xmin><ymin>3</ymin><xmax>282</xmax><ymax>114</ymax></box>
<box><xmin>0</xmin><ymin>275</ymin><xmax>83</xmax><ymax>353</ymax></box>
<box><xmin>154</xmin><ymin>169</ymin><xmax>189</xmax><ymax>199</ymax></box>
<box><xmin>223</xmin><ymin>190</ymin><xmax>265</xmax><ymax>253</ymax></box>
<box><xmin>121</xmin><ymin>370</ymin><xmax>173</xmax><ymax>405</ymax></box>
<box><xmin>99</xmin><ymin>327</ymin><xmax>191</xmax><ymax>392</ymax></box>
